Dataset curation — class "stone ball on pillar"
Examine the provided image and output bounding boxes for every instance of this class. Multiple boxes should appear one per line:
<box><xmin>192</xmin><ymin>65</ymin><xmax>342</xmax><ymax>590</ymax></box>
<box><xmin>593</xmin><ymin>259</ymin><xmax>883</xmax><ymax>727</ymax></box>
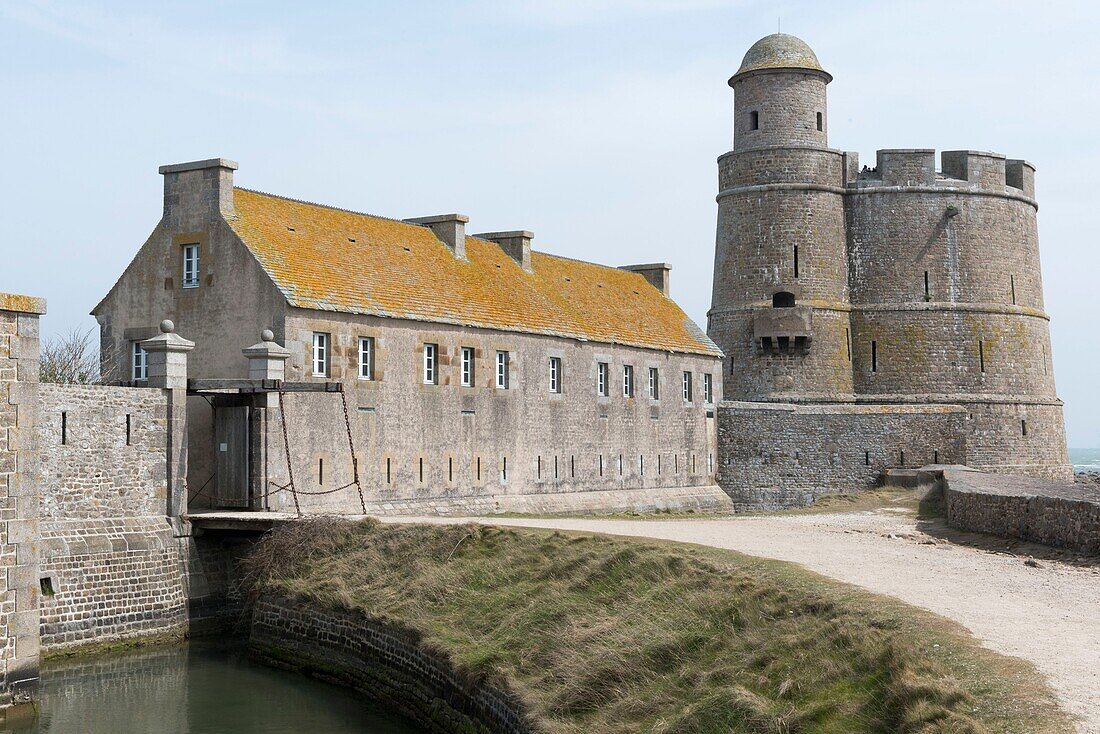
<box><xmin>261</xmin><ymin>329</ymin><xmax>275</xmax><ymax>342</ymax></box>
<box><xmin>160</xmin><ymin>319</ymin><xmax>175</xmax><ymax>334</ymax></box>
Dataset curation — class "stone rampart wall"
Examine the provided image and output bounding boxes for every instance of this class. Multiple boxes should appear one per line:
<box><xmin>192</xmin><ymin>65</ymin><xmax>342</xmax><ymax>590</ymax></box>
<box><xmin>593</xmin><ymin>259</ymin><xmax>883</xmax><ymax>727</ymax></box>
<box><xmin>36</xmin><ymin>384</ymin><xmax>186</xmax><ymax>652</ymax></box>
<box><xmin>39</xmin><ymin>517</ymin><xmax>186</xmax><ymax>651</ymax></box>
<box><xmin>717</xmin><ymin>401</ymin><xmax>967</xmax><ymax>509</ymax></box>
<box><xmin>943</xmin><ymin>468</ymin><xmax>1100</xmax><ymax>555</ymax></box>
<box><xmin>250</xmin><ymin>596</ymin><xmax>533</xmax><ymax>734</ymax></box>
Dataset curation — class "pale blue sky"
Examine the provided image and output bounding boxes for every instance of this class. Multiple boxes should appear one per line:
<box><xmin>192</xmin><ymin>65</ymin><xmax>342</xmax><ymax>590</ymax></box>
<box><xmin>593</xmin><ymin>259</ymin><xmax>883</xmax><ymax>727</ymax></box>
<box><xmin>2</xmin><ymin>0</ymin><xmax>1098</xmax><ymax>447</ymax></box>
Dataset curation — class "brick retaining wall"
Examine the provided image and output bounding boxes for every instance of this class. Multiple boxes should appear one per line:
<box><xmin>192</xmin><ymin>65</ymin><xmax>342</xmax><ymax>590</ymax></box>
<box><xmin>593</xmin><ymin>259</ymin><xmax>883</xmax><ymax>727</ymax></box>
<box><xmin>250</xmin><ymin>596</ymin><xmax>534</xmax><ymax>734</ymax></box>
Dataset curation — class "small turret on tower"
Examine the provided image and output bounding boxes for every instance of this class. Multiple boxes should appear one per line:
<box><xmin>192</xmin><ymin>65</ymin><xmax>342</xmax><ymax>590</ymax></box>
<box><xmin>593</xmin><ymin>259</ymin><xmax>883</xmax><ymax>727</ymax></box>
<box><xmin>710</xmin><ymin>33</ymin><xmax>853</xmax><ymax>402</ymax></box>
<box><xmin>729</xmin><ymin>34</ymin><xmax>831</xmax><ymax>151</ymax></box>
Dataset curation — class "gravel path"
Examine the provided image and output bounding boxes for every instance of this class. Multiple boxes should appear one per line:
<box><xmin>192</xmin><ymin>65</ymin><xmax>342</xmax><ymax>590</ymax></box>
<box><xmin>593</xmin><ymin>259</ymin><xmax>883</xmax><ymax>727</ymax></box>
<box><xmin>387</xmin><ymin>510</ymin><xmax>1100</xmax><ymax>732</ymax></box>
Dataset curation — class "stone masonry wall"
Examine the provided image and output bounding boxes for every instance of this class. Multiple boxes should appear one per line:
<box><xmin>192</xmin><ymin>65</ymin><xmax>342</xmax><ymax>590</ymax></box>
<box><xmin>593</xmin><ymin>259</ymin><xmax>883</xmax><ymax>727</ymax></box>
<box><xmin>942</xmin><ymin>468</ymin><xmax>1100</xmax><ymax>555</ymax></box>
<box><xmin>36</xmin><ymin>384</ymin><xmax>186</xmax><ymax>652</ymax></box>
<box><xmin>717</xmin><ymin>400</ymin><xmax>967</xmax><ymax>509</ymax></box>
<box><xmin>250</xmin><ymin>596</ymin><xmax>533</xmax><ymax>734</ymax></box>
<box><xmin>0</xmin><ymin>294</ymin><xmax>45</xmax><ymax>712</ymax></box>
<box><xmin>254</xmin><ymin>310</ymin><xmax>725</xmax><ymax>515</ymax></box>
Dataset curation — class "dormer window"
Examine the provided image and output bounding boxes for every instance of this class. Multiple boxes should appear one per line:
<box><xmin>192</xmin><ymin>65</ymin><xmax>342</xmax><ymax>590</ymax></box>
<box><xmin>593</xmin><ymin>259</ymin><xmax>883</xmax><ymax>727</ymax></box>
<box><xmin>182</xmin><ymin>244</ymin><xmax>200</xmax><ymax>288</ymax></box>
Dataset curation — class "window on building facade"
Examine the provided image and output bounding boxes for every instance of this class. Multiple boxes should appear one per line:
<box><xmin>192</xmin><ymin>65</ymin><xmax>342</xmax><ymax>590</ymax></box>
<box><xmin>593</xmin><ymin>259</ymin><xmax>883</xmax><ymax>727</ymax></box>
<box><xmin>703</xmin><ymin>373</ymin><xmax>713</xmax><ymax>403</ymax></box>
<box><xmin>816</xmin><ymin>111</ymin><xmax>823</xmax><ymax>131</ymax></box>
<box><xmin>749</xmin><ymin>110</ymin><xmax>759</xmax><ymax>130</ymax></box>
<box><xmin>182</xmin><ymin>244</ymin><xmax>200</xmax><ymax>288</ymax></box>
<box><xmin>461</xmin><ymin>347</ymin><xmax>475</xmax><ymax>387</ymax></box>
<box><xmin>549</xmin><ymin>357</ymin><xmax>562</xmax><ymax>393</ymax></box>
<box><xmin>496</xmin><ymin>351</ymin><xmax>510</xmax><ymax>389</ymax></box>
<box><xmin>312</xmin><ymin>332</ymin><xmax>329</xmax><ymax>377</ymax></box>
<box><xmin>358</xmin><ymin>336</ymin><xmax>374</xmax><ymax>380</ymax></box>
<box><xmin>597</xmin><ymin>362</ymin><xmax>609</xmax><ymax>396</ymax></box>
<box><xmin>683</xmin><ymin>371</ymin><xmax>693</xmax><ymax>402</ymax></box>
<box><xmin>648</xmin><ymin>367</ymin><xmax>659</xmax><ymax>400</ymax></box>
<box><xmin>623</xmin><ymin>365</ymin><xmax>634</xmax><ymax>397</ymax></box>
<box><xmin>423</xmin><ymin>343</ymin><xmax>438</xmax><ymax>384</ymax></box>
<box><xmin>131</xmin><ymin>342</ymin><xmax>148</xmax><ymax>381</ymax></box>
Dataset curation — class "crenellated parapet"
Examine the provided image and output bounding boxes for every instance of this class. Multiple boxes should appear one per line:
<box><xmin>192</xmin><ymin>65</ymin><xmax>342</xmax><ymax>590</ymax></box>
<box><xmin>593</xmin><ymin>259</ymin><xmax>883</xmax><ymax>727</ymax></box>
<box><xmin>849</xmin><ymin>149</ymin><xmax>1036</xmax><ymax>203</ymax></box>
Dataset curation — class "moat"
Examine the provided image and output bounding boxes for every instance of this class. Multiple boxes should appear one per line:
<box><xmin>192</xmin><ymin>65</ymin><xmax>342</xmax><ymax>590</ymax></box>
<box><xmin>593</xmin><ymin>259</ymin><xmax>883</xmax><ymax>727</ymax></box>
<box><xmin>1</xmin><ymin>641</ymin><xmax>422</xmax><ymax>734</ymax></box>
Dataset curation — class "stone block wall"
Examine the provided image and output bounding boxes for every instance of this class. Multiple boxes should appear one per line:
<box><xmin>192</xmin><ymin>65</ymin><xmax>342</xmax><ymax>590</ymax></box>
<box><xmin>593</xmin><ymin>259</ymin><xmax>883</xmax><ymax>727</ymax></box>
<box><xmin>252</xmin><ymin>310</ymin><xmax>724</xmax><ymax>515</ymax></box>
<box><xmin>942</xmin><ymin>468</ymin><xmax>1100</xmax><ymax>555</ymax></box>
<box><xmin>717</xmin><ymin>400</ymin><xmax>967</xmax><ymax>509</ymax></box>
<box><xmin>250</xmin><ymin>596</ymin><xmax>532</xmax><ymax>734</ymax></box>
<box><xmin>36</xmin><ymin>384</ymin><xmax>186</xmax><ymax>652</ymax></box>
<box><xmin>38</xmin><ymin>518</ymin><xmax>185</xmax><ymax>651</ymax></box>
<box><xmin>0</xmin><ymin>294</ymin><xmax>45</xmax><ymax>713</ymax></box>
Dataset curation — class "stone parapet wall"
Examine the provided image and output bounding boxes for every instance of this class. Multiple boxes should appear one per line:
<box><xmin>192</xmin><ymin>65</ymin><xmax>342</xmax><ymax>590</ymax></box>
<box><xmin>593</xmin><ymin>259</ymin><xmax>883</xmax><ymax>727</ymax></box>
<box><xmin>35</xmin><ymin>383</ymin><xmax>187</xmax><ymax>652</ymax></box>
<box><xmin>717</xmin><ymin>401</ymin><xmax>967</xmax><ymax>510</ymax></box>
<box><xmin>38</xmin><ymin>384</ymin><xmax>169</xmax><ymax>519</ymax></box>
<box><xmin>250</xmin><ymin>596</ymin><xmax>533</xmax><ymax>734</ymax></box>
<box><xmin>39</xmin><ymin>517</ymin><xmax>186</xmax><ymax>652</ymax></box>
<box><xmin>942</xmin><ymin>468</ymin><xmax>1099</xmax><ymax>554</ymax></box>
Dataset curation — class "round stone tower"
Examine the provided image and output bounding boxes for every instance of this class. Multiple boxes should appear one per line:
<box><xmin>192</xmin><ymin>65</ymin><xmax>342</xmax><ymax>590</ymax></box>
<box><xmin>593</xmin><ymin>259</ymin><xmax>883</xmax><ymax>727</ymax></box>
<box><xmin>709</xmin><ymin>34</ymin><xmax>854</xmax><ymax>402</ymax></box>
<box><xmin>846</xmin><ymin>149</ymin><xmax>1071</xmax><ymax>479</ymax></box>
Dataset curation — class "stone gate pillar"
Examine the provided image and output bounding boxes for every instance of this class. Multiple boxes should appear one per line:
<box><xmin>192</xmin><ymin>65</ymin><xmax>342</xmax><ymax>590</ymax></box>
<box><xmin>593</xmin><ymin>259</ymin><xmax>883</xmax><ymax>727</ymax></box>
<box><xmin>243</xmin><ymin>330</ymin><xmax>290</xmax><ymax>509</ymax></box>
<box><xmin>141</xmin><ymin>320</ymin><xmax>194</xmax><ymax>518</ymax></box>
<box><xmin>0</xmin><ymin>293</ymin><xmax>45</xmax><ymax>720</ymax></box>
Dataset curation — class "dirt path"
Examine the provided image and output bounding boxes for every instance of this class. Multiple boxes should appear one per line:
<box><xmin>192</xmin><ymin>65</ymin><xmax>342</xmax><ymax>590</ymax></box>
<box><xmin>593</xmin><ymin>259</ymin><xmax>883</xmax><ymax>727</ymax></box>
<box><xmin>387</xmin><ymin>510</ymin><xmax>1100</xmax><ymax>733</ymax></box>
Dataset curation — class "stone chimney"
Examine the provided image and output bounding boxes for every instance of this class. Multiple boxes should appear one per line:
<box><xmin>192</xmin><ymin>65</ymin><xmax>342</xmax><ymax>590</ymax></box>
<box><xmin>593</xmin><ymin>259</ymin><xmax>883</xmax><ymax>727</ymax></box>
<box><xmin>476</xmin><ymin>231</ymin><xmax>533</xmax><ymax>273</ymax></box>
<box><xmin>403</xmin><ymin>214</ymin><xmax>470</xmax><ymax>259</ymax></box>
<box><xmin>620</xmin><ymin>263</ymin><xmax>671</xmax><ymax>296</ymax></box>
<box><xmin>159</xmin><ymin>158</ymin><xmax>238</xmax><ymax>231</ymax></box>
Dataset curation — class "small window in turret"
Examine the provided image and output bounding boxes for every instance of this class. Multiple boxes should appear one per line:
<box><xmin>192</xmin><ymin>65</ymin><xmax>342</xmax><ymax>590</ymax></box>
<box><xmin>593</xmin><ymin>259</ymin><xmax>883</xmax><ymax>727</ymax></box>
<box><xmin>749</xmin><ymin>111</ymin><xmax>759</xmax><ymax>130</ymax></box>
<box><xmin>773</xmin><ymin>291</ymin><xmax>795</xmax><ymax>308</ymax></box>
<box><xmin>816</xmin><ymin>112</ymin><xmax>823</xmax><ymax>131</ymax></box>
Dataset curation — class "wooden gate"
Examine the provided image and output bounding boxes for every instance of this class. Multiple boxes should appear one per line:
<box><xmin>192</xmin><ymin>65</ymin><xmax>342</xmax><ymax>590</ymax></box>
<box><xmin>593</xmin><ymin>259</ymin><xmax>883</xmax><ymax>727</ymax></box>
<box><xmin>214</xmin><ymin>405</ymin><xmax>250</xmax><ymax>508</ymax></box>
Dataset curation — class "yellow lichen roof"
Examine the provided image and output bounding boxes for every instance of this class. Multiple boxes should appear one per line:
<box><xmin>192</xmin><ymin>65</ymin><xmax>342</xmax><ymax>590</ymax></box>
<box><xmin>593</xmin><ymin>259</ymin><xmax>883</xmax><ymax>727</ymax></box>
<box><xmin>227</xmin><ymin>188</ymin><xmax>720</xmax><ymax>357</ymax></box>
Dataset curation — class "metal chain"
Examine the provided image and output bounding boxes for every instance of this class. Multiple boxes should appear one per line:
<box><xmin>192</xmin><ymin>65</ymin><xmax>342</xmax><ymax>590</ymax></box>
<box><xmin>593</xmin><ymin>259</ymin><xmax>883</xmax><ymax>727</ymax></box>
<box><xmin>339</xmin><ymin>387</ymin><xmax>368</xmax><ymax>514</ymax></box>
<box><xmin>277</xmin><ymin>387</ymin><xmax>302</xmax><ymax>516</ymax></box>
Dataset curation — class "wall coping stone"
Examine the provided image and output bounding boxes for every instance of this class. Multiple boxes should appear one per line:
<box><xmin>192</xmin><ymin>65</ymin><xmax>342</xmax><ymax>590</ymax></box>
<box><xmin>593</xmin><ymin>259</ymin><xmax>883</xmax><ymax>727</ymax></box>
<box><xmin>0</xmin><ymin>293</ymin><xmax>46</xmax><ymax>315</ymax></box>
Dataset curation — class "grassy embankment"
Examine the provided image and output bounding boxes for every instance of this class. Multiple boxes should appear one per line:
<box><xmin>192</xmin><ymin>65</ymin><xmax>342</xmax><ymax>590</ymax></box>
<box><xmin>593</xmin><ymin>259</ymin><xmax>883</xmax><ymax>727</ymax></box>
<box><xmin>244</xmin><ymin>519</ymin><xmax>1070</xmax><ymax>734</ymax></box>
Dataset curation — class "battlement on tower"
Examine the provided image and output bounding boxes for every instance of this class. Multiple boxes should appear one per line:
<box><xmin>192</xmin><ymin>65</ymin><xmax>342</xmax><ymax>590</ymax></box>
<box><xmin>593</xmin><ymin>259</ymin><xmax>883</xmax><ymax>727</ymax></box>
<box><xmin>849</xmin><ymin>149</ymin><xmax>1035</xmax><ymax>198</ymax></box>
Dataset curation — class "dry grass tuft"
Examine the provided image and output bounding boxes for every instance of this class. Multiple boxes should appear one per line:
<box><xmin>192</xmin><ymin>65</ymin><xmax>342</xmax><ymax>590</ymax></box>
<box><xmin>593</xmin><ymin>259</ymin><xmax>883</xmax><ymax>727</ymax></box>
<box><xmin>241</xmin><ymin>519</ymin><xmax>1070</xmax><ymax>734</ymax></box>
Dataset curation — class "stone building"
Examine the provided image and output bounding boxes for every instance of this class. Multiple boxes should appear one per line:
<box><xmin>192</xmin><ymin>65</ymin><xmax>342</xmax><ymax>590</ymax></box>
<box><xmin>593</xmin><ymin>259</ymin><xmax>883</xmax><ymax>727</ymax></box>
<box><xmin>92</xmin><ymin>162</ymin><xmax>728</xmax><ymax>515</ymax></box>
<box><xmin>710</xmin><ymin>33</ymin><xmax>1072</xmax><ymax>507</ymax></box>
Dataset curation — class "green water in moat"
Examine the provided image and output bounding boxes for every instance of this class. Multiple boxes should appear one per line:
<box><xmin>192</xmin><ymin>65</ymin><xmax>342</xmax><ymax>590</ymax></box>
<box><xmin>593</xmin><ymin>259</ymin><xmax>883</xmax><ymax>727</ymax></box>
<box><xmin>2</xmin><ymin>641</ymin><xmax>423</xmax><ymax>734</ymax></box>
